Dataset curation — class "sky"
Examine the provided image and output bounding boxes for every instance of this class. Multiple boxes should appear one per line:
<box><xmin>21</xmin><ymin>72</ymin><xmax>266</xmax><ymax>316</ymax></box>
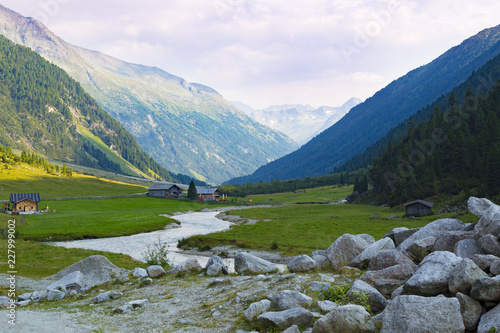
<box><xmin>2</xmin><ymin>0</ymin><xmax>499</xmax><ymax>109</ymax></box>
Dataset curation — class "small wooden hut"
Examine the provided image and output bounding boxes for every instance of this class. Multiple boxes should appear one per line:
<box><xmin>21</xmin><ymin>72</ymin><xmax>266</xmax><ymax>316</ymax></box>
<box><xmin>404</xmin><ymin>199</ymin><xmax>434</xmax><ymax>216</ymax></box>
<box><xmin>10</xmin><ymin>193</ymin><xmax>41</xmax><ymax>213</ymax></box>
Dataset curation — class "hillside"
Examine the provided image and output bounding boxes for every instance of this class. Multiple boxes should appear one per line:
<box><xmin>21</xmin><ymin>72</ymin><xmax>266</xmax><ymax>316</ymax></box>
<box><xmin>0</xmin><ymin>34</ymin><xmax>186</xmax><ymax>182</ymax></box>
<box><xmin>227</xmin><ymin>24</ymin><xmax>500</xmax><ymax>184</ymax></box>
<box><xmin>0</xmin><ymin>5</ymin><xmax>298</xmax><ymax>184</ymax></box>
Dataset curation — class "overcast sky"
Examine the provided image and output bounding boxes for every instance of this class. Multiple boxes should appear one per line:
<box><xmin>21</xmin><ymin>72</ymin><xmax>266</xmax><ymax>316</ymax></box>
<box><xmin>2</xmin><ymin>0</ymin><xmax>499</xmax><ymax>109</ymax></box>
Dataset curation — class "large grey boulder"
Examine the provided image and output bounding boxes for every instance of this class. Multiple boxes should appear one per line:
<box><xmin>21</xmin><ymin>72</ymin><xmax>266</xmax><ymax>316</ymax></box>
<box><xmin>360</xmin><ymin>263</ymin><xmax>414</xmax><ymax>297</ymax></box>
<box><xmin>317</xmin><ymin>300</ymin><xmax>339</xmax><ymax>313</ymax></box>
<box><xmin>287</xmin><ymin>255</ymin><xmax>316</xmax><ymax>273</ymax></box>
<box><xmin>47</xmin><ymin>271</ymin><xmax>85</xmax><ymax>293</ymax></box>
<box><xmin>257</xmin><ymin>308</ymin><xmax>314</xmax><ymax>330</ymax></box>
<box><xmin>475</xmin><ymin>203</ymin><xmax>500</xmax><ymax>238</ymax></box>
<box><xmin>313</xmin><ymin>255</ymin><xmax>330</xmax><ymax>270</ymax></box>
<box><xmin>283</xmin><ymin>325</ymin><xmax>300</xmax><ymax>333</ymax></box>
<box><xmin>471</xmin><ymin>254</ymin><xmax>500</xmax><ymax>273</ymax></box>
<box><xmin>468</xmin><ymin>196</ymin><xmax>495</xmax><ymax>218</ymax></box>
<box><xmin>449</xmin><ymin>258</ymin><xmax>488</xmax><ymax>296</ymax></box>
<box><xmin>405</xmin><ymin>236</ymin><xmax>435</xmax><ymax>263</ymax></box>
<box><xmin>234</xmin><ymin>252</ymin><xmax>278</xmax><ymax>275</ymax></box>
<box><xmin>326</xmin><ymin>234</ymin><xmax>373</xmax><ymax>271</ymax></box>
<box><xmin>206</xmin><ymin>256</ymin><xmax>229</xmax><ymax>276</ymax></box>
<box><xmin>402</xmin><ymin>251</ymin><xmax>461</xmax><ymax>296</ymax></box>
<box><xmin>383</xmin><ymin>227</ymin><xmax>420</xmax><ymax>247</ymax></box>
<box><xmin>271</xmin><ymin>290</ymin><xmax>312</xmax><ymax>310</ymax></box>
<box><xmin>477</xmin><ymin>303</ymin><xmax>500</xmax><ymax>333</ymax></box>
<box><xmin>243</xmin><ymin>299</ymin><xmax>271</xmax><ymax>322</ymax></box>
<box><xmin>132</xmin><ymin>267</ymin><xmax>148</xmax><ymax>278</ymax></box>
<box><xmin>398</xmin><ymin>218</ymin><xmax>465</xmax><ymax>252</ymax></box>
<box><xmin>312</xmin><ymin>304</ymin><xmax>375</xmax><ymax>333</ymax></box>
<box><xmin>432</xmin><ymin>231</ymin><xmax>476</xmax><ymax>252</ymax></box>
<box><xmin>347</xmin><ymin>280</ymin><xmax>387</xmax><ymax>314</ymax></box>
<box><xmin>381</xmin><ymin>295</ymin><xmax>465</xmax><ymax>333</ymax></box>
<box><xmin>478</xmin><ymin>234</ymin><xmax>500</xmax><ymax>257</ymax></box>
<box><xmin>93</xmin><ymin>291</ymin><xmax>111</xmax><ymax>304</ymax></box>
<box><xmin>491</xmin><ymin>260</ymin><xmax>500</xmax><ymax>275</ymax></box>
<box><xmin>146</xmin><ymin>265</ymin><xmax>166</xmax><ymax>277</ymax></box>
<box><xmin>470</xmin><ymin>275</ymin><xmax>500</xmax><ymax>301</ymax></box>
<box><xmin>454</xmin><ymin>239</ymin><xmax>483</xmax><ymax>258</ymax></box>
<box><xmin>368</xmin><ymin>249</ymin><xmax>416</xmax><ymax>271</ymax></box>
<box><xmin>50</xmin><ymin>255</ymin><xmax>122</xmax><ymax>286</ymax></box>
<box><xmin>47</xmin><ymin>289</ymin><xmax>65</xmax><ymax>301</ymax></box>
<box><xmin>456</xmin><ymin>292</ymin><xmax>482</xmax><ymax>331</ymax></box>
<box><xmin>351</xmin><ymin>238</ymin><xmax>395</xmax><ymax>269</ymax></box>
<box><xmin>168</xmin><ymin>259</ymin><xmax>202</xmax><ymax>274</ymax></box>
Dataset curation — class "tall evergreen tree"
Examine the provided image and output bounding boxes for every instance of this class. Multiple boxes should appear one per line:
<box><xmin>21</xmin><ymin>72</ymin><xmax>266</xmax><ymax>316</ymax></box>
<box><xmin>187</xmin><ymin>180</ymin><xmax>198</xmax><ymax>200</ymax></box>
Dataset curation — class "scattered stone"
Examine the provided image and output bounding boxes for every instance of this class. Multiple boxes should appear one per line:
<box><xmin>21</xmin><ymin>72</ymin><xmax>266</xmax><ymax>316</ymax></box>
<box><xmin>271</xmin><ymin>290</ymin><xmax>312</xmax><ymax>310</ymax></box>
<box><xmin>141</xmin><ymin>277</ymin><xmax>153</xmax><ymax>286</ymax></box>
<box><xmin>168</xmin><ymin>259</ymin><xmax>202</xmax><ymax>275</ymax></box>
<box><xmin>347</xmin><ymin>280</ymin><xmax>387</xmax><ymax>314</ymax></box>
<box><xmin>234</xmin><ymin>252</ymin><xmax>278</xmax><ymax>275</ymax></box>
<box><xmin>18</xmin><ymin>300</ymin><xmax>31</xmax><ymax>307</ymax></box>
<box><xmin>381</xmin><ymin>295</ymin><xmax>464</xmax><ymax>333</ymax></box>
<box><xmin>475</xmin><ymin>203</ymin><xmax>500</xmax><ymax>238</ymax></box>
<box><xmin>243</xmin><ymin>299</ymin><xmax>271</xmax><ymax>322</ymax></box>
<box><xmin>340</xmin><ymin>266</ymin><xmax>361</xmax><ymax>275</ymax></box>
<box><xmin>93</xmin><ymin>291</ymin><xmax>111</xmax><ymax>304</ymax></box>
<box><xmin>326</xmin><ymin>234</ymin><xmax>373</xmax><ymax>271</ymax></box>
<box><xmin>491</xmin><ymin>260</ymin><xmax>500</xmax><ymax>275</ymax></box>
<box><xmin>398</xmin><ymin>218</ymin><xmax>465</xmax><ymax>252</ymax></box>
<box><xmin>470</xmin><ymin>275</ymin><xmax>500</xmax><ymax>301</ymax></box>
<box><xmin>312</xmin><ymin>304</ymin><xmax>375</xmax><ymax>333</ymax></box>
<box><xmin>309</xmin><ymin>281</ymin><xmax>331</xmax><ymax>292</ymax></box>
<box><xmin>132</xmin><ymin>268</ymin><xmax>148</xmax><ymax>278</ymax></box>
<box><xmin>405</xmin><ymin>236</ymin><xmax>435</xmax><ymax>263</ymax></box>
<box><xmin>313</xmin><ymin>255</ymin><xmax>330</xmax><ymax>270</ymax></box>
<box><xmin>432</xmin><ymin>231</ymin><xmax>476</xmax><ymax>253</ymax></box>
<box><xmin>207</xmin><ymin>278</ymin><xmax>232</xmax><ymax>288</ymax></box>
<box><xmin>368</xmin><ymin>249</ymin><xmax>416</xmax><ymax>271</ymax></box>
<box><xmin>146</xmin><ymin>265</ymin><xmax>166</xmax><ymax>278</ymax></box>
<box><xmin>47</xmin><ymin>271</ymin><xmax>85</xmax><ymax>293</ymax></box>
<box><xmin>454</xmin><ymin>239</ymin><xmax>483</xmax><ymax>258</ymax></box>
<box><xmin>351</xmin><ymin>238</ymin><xmax>395</xmax><ymax>269</ymax></box>
<box><xmin>477</xmin><ymin>303</ymin><xmax>500</xmax><ymax>333</ymax></box>
<box><xmin>456</xmin><ymin>292</ymin><xmax>482</xmax><ymax>331</ymax></box>
<box><xmin>287</xmin><ymin>255</ymin><xmax>316</xmax><ymax>272</ymax></box>
<box><xmin>312</xmin><ymin>250</ymin><xmax>327</xmax><ymax>257</ymax></box>
<box><xmin>448</xmin><ymin>258</ymin><xmax>488</xmax><ymax>296</ymax></box>
<box><xmin>317</xmin><ymin>300</ymin><xmax>339</xmax><ymax>313</ymax></box>
<box><xmin>402</xmin><ymin>251</ymin><xmax>461</xmax><ymax>296</ymax></box>
<box><xmin>18</xmin><ymin>292</ymin><xmax>33</xmax><ymax>302</ymax></box>
<box><xmin>468</xmin><ymin>197</ymin><xmax>495</xmax><ymax>218</ymax></box>
<box><xmin>205</xmin><ymin>256</ymin><xmax>229</xmax><ymax>276</ymax></box>
<box><xmin>360</xmin><ymin>263</ymin><xmax>414</xmax><ymax>297</ymax></box>
<box><xmin>128</xmin><ymin>299</ymin><xmax>149</xmax><ymax>309</ymax></box>
<box><xmin>478</xmin><ymin>234</ymin><xmax>500</xmax><ymax>257</ymax></box>
<box><xmin>47</xmin><ymin>289</ymin><xmax>65</xmax><ymax>301</ymax></box>
<box><xmin>257</xmin><ymin>308</ymin><xmax>314</xmax><ymax>330</ymax></box>
<box><xmin>114</xmin><ymin>304</ymin><xmax>134</xmax><ymax>314</ymax></box>
<box><xmin>391</xmin><ymin>285</ymin><xmax>404</xmax><ymax>299</ymax></box>
<box><xmin>283</xmin><ymin>325</ymin><xmax>300</xmax><ymax>333</ymax></box>
<box><xmin>383</xmin><ymin>227</ymin><xmax>419</xmax><ymax>248</ymax></box>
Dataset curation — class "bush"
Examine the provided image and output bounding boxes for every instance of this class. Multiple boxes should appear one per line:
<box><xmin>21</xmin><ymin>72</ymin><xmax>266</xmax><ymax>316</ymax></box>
<box><xmin>142</xmin><ymin>237</ymin><xmax>170</xmax><ymax>269</ymax></box>
<box><xmin>320</xmin><ymin>285</ymin><xmax>371</xmax><ymax>313</ymax></box>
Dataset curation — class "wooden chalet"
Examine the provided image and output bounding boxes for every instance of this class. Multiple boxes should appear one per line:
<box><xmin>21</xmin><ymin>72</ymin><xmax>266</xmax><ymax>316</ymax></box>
<box><xmin>197</xmin><ymin>187</ymin><xmax>221</xmax><ymax>201</ymax></box>
<box><xmin>147</xmin><ymin>184</ymin><xmax>183</xmax><ymax>198</ymax></box>
<box><xmin>405</xmin><ymin>199</ymin><xmax>434</xmax><ymax>216</ymax></box>
<box><xmin>10</xmin><ymin>193</ymin><xmax>41</xmax><ymax>213</ymax></box>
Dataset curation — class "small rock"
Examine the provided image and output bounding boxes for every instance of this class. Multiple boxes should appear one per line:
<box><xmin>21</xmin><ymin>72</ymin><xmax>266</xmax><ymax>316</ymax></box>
<box><xmin>312</xmin><ymin>255</ymin><xmax>330</xmax><ymax>270</ymax></box>
<box><xmin>405</xmin><ymin>236</ymin><xmax>435</xmax><ymax>262</ymax></box>
<box><xmin>287</xmin><ymin>254</ymin><xmax>317</xmax><ymax>272</ymax></box>
<box><xmin>347</xmin><ymin>279</ymin><xmax>387</xmax><ymax>314</ymax></box>
<box><xmin>47</xmin><ymin>289</ymin><xmax>65</xmax><ymax>301</ymax></box>
<box><xmin>317</xmin><ymin>300</ymin><xmax>339</xmax><ymax>313</ymax></box>
<box><xmin>283</xmin><ymin>324</ymin><xmax>300</xmax><ymax>333</ymax></box>
<box><xmin>478</xmin><ymin>234</ymin><xmax>500</xmax><ymax>257</ymax></box>
<box><xmin>456</xmin><ymin>292</ymin><xmax>482</xmax><ymax>331</ymax></box>
<box><xmin>471</xmin><ymin>254</ymin><xmax>500</xmax><ymax>273</ymax></box>
<box><xmin>313</xmin><ymin>304</ymin><xmax>375</xmax><ymax>333</ymax></box>
<box><xmin>477</xmin><ymin>303</ymin><xmax>500</xmax><ymax>333</ymax></box>
<box><xmin>257</xmin><ymin>308</ymin><xmax>314</xmax><ymax>330</ymax></box>
<box><xmin>132</xmin><ymin>267</ymin><xmax>148</xmax><ymax>278</ymax></box>
<box><xmin>146</xmin><ymin>265</ymin><xmax>166</xmax><ymax>278</ymax></box>
<box><xmin>351</xmin><ymin>238</ymin><xmax>395</xmax><ymax>269</ymax></box>
<box><xmin>46</xmin><ymin>271</ymin><xmax>85</xmax><ymax>293</ymax></box>
<box><xmin>114</xmin><ymin>304</ymin><xmax>134</xmax><ymax>314</ymax></box>
<box><xmin>491</xmin><ymin>260</ymin><xmax>500</xmax><ymax>275</ymax></box>
<box><xmin>468</xmin><ymin>197</ymin><xmax>495</xmax><ymax>218</ymax></box>
<box><xmin>271</xmin><ymin>290</ymin><xmax>312</xmax><ymax>310</ymax></box>
<box><xmin>243</xmin><ymin>299</ymin><xmax>271</xmax><ymax>321</ymax></box>
<box><xmin>234</xmin><ymin>252</ymin><xmax>278</xmax><ymax>275</ymax></box>
<box><xmin>309</xmin><ymin>281</ymin><xmax>331</xmax><ymax>292</ymax></box>
<box><xmin>141</xmin><ymin>277</ymin><xmax>153</xmax><ymax>285</ymax></box>
<box><xmin>93</xmin><ymin>291</ymin><xmax>111</xmax><ymax>304</ymax></box>
<box><xmin>448</xmin><ymin>258</ymin><xmax>488</xmax><ymax>296</ymax></box>
<box><xmin>206</xmin><ymin>256</ymin><xmax>229</xmax><ymax>276</ymax></box>
<box><xmin>128</xmin><ymin>299</ymin><xmax>149</xmax><ymax>309</ymax></box>
<box><xmin>360</xmin><ymin>263</ymin><xmax>414</xmax><ymax>297</ymax></box>
<box><xmin>18</xmin><ymin>300</ymin><xmax>31</xmax><ymax>307</ymax></box>
<box><xmin>470</xmin><ymin>275</ymin><xmax>500</xmax><ymax>301</ymax></box>
<box><xmin>326</xmin><ymin>234</ymin><xmax>373</xmax><ymax>271</ymax></box>
<box><xmin>454</xmin><ymin>239</ymin><xmax>483</xmax><ymax>258</ymax></box>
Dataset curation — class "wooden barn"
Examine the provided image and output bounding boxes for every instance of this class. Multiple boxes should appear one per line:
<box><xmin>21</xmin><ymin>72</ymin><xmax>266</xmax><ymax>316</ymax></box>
<box><xmin>10</xmin><ymin>193</ymin><xmax>41</xmax><ymax>213</ymax></box>
<box><xmin>197</xmin><ymin>188</ymin><xmax>221</xmax><ymax>201</ymax></box>
<box><xmin>405</xmin><ymin>199</ymin><xmax>434</xmax><ymax>216</ymax></box>
<box><xmin>147</xmin><ymin>184</ymin><xmax>183</xmax><ymax>198</ymax></box>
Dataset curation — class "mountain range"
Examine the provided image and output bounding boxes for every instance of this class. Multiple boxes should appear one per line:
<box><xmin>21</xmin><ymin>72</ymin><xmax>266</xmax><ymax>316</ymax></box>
<box><xmin>227</xmin><ymin>24</ymin><xmax>500</xmax><ymax>184</ymax></box>
<box><xmin>231</xmin><ymin>98</ymin><xmax>362</xmax><ymax>145</ymax></box>
<box><xmin>0</xmin><ymin>5</ymin><xmax>297</xmax><ymax>184</ymax></box>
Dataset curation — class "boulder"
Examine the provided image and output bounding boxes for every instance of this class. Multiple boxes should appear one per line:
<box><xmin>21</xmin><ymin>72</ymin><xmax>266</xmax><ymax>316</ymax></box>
<box><xmin>405</xmin><ymin>236</ymin><xmax>435</xmax><ymax>263</ymax></box>
<box><xmin>234</xmin><ymin>252</ymin><xmax>278</xmax><ymax>275</ymax></box>
<box><xmin>312</xmin><ymin>250</ymin><xmax>327</xmax><ymax>257</ymax></box>
<box><xmin>402</xmin><ymin>251</ymin><xmax>461</xmax><ymax>296</ymax></box>
<box><xmin>470</xmin><ymin>275</ymin><xmax>500</xmax><ymax>301</ymax></box>
<box><xmin>49</xmin><ymin>255</ymin><xmax>122</xmax><ymax>286</ymax></box>
<box><xmin>326</xmin><ymin>234</ymin><xmax>373</xmax><ymax>271</ymax></box>
<box><xmin>398</xmin><ymin>218</ymin><xmax>465</xmax><ymax>252</ymax></box>
<box><xmin>114</xmin><ymin>304</ymin><xmax>134</xmax><ymax>314</ymax></box>
<box><xmin>287</xmin><ymin>255</ymin><xmax>317</xmax><ymax>273</ymax></box>
<box><xmin>368</xmin><ymin>249</ymin><xmax>416</xmax><ymax>271</ymax></box>
<box><xmin>475</xmin><ymin>203</ymin><xmax>500</xmax><ymax>238</ymax></box>
<box><xmin>477</xmin><ymin>303</ymin><xmax>500</xmax><ymax>333</ymax></box>
<box><xmin>243</xmin><ymin>299</ymin><xmax>271</xmax><ymax>322</ymax></box>
<box><xmin>312</xmin><ymin>304</ymin><xmax>375</xmax><ymax>333</ymax></box>
<box><xmin>456</xmin><ymin>292</ymin><xmax>482</xmax><ymax>331</ymax></box>
<box><xmin>449</xmin><ymin>258</ymin><xmax>488</xmax><ymax>296</ymax></box>
<box><xmin>313</xmin><ymin>255</ymin><xmax>330</xmax><ymax>270</ymax></box>
<box><xmin>468</xmin><ymin>197</ymin><xmax>495</xmax><ymax>218</ymax></box>
<box><xmin>347</xmin><ymin>280</ymin><xmax>387</xmax><ymax>314</ymax></box>
<box><xmin>257</xmin><ymin>308</ymin><xmax>314</xmax><ymax>330</ymax></box>
<box><xmin>47</xmin><ymin>289</ymin><xmax>65</xmax><ymax>301</ymax></box>
<box><xmin>146</xmin><ymin>265</ymin><xmax>166</xmax><ymax>277</ymax></box>
<box><xmin>351</xmin><ymin>238</ymin><xmax>395</xmax><ymax>269</ymax></box>
<box><xmin>93</xmin><ymin>291</ymin><xmax>111</xmax><ymax>304</ymax></box>
<box><xmin>383</xmin><ymin>227</ymin><xmax>420</xmax><ymax>247</ymax></box>
<box><xmin>491</xmin><ymin>260</ymin><xmax>500</xmax><ymax>275</ymax></box>
<box><xmin>167</xmin><ymin>259</ymin><xmax>202</xmax><ymax>275</ymax></box>
<box><xmin>132</xmin><ymin>268</ymin><xmax>148</xmax><ymax>278</ymax></box>
<box><xmin>432</xmin><ymin>231</ymin><xmax>476</xmax><ymax>252</ymax></box>
<box><xmin>310</xmin><ymin>281</ymin><xmax>331</xmax><ymax>292</ymax></box>
<box><xmin>271</xmin><ymin>290</ymin><xmax>313</xmax><ymax>310</ymax></box>
<box><xmin>317</xmin><ymin>300</ymin><xmax>339</xmax><ymax>313</ymax></box>
<box><xmin>360</xmin><ymin>263</ymin><xmax>414</xmax><ymax>297</ymax></box>
<box><xmin>129</xmin><ymin>299</ymin><xmax>149</xmax><ymax>308</ymax></box>
<box><xmin>47</xmin><ymin>271</ymin><xmax>85</xmax><ymax>293</ymax></box>
<box><xmin>283</xmin><ymin>325</ymin><xmax>300</xmax><ymax>333</ymax></box>
<box><xmin>17</xmin><ymin>292</ymin><xmax>33</xmax><ymax>302</ymax></box>
<box><xmin>454</xmin><ymin>239</ymin><xmax>483</xmax><ymax>258</ymax></box>
<box><xmin>478</xmin><ymin>234</ymin><xmax>500</xmax><ymax>257</ymax></box>
<box><xmin>381</xmin><ymin>295</ymin><xmax>465</xmax><ymax>333</ymax></box>
<box><xmin>358</xmin><ymin>234</ymin><xmax>376</xmax><ymax>244</ymax></box>
<box><xmin>471</xmin><ymin>254</ymin><xmax>500</xmax><ymax>273</ymax></box>
<box><xmin>206</xmin><ymin>256</ymin><xmax>229</xmax><ymax>276</ymax></box>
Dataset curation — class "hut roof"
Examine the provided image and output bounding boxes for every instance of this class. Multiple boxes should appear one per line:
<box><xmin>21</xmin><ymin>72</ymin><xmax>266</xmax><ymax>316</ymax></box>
<box><xmin>404</xmin><ymin>199</ymin><xmax>434</xmax><ymax>208</ymax></box>
<box><xmin>147</xmin><ymin>184</ymin><xmax>180</xmax><ymax>191</ymax></box>
<box><xmin>10</xmin><ymin>193</ymin><xmax>41</xmax><ymax>203</ymax></box>
<box><xmin>197</xmin><ymin>187</ymin><xmax>219</xmax><ymax>195</ymax></box>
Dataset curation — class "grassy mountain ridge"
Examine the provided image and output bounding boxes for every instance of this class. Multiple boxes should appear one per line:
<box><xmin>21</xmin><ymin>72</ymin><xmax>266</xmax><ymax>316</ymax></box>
<box><xmin>0</xmin><ymin>33</ymin><xmax>181</xmax><ymax>182</ymax></box>
<box><xmin>0</xmin><ymin>5</ymin><xmax>298</xmax><ymax>184</ymax></box>
<box><xmin>227</xmin><ymin>24</ymin><xmax>500</xmax><ymax>185</ymax></box>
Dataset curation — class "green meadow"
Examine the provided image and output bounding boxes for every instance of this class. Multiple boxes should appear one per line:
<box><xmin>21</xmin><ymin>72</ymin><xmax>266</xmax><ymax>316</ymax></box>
<box><xmin>242</xmin><ymin>185</ymin><xmax>353</xmax><ymax>204</ymax></box>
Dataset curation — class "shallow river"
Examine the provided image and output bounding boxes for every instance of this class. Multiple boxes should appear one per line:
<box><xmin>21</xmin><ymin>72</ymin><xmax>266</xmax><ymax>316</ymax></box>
<box><xmin>51</xmin><ymin>210</ymin><xmax>235</xmax><ymax>270</ymax></box>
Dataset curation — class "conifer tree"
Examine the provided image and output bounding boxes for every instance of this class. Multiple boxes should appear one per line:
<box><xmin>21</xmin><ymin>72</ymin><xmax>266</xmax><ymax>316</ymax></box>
<box><xmin>187</xmin><ymin>180</ymin><xmax>198</xmax><ymax>200</ymax></box>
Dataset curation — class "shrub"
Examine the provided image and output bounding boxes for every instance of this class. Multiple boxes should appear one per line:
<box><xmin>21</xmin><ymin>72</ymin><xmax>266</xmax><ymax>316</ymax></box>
<box><xmin>320</xmin><ymin>285</ymin><xmax>371</xmax><ymax>313</ymax></box>
<box><xmin>142</xmin><ymin>237</ymin><xmax>170</xmax><ymax>269</ymax></box>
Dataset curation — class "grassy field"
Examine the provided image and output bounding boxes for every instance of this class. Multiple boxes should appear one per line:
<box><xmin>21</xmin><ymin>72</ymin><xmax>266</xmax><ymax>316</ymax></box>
<box><xmin>3</xmin><ymin>197</ymin><xmax>222</xmax><ymax>241</ymax></box>
<box><xmin>182</xmin><ymin>203</ymin><xmax>478</xmax><ymax>255</ymax></box>
<box><xmin>241</xmin><ymin>185</ymin><xmax>353</xmax><ymax>204</ymax></box>
<box><xmin>0</xmin><ymin>162</ymin><xmax>147</xmax><ymax>200</ymax></box>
